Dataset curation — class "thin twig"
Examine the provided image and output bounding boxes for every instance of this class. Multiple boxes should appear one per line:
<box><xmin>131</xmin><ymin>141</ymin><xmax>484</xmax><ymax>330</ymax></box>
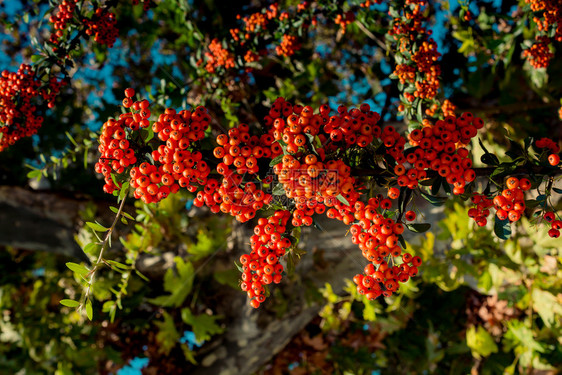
<box><xmin>84</xmin><ymin>193</ymin><xmax>128</xmax><ymax>301</ymax></box>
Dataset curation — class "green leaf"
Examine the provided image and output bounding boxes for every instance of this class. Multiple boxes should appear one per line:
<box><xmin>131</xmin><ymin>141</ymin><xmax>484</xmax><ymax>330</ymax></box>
<box><xmin>481</xmin><ymin>153</ymin><xmax>500</xmax><ymax>166</ymax></box>
<box><xmin>155</xmin><ymin>312</ymin><xmax>180</xmax><ymax>355</ymax></box>
<box><xmin>181</xmin><ymin>308</ymin><xmax>224</xmax><ymax>343</ymax></box>
<box><xmin>272</xmin><ymin>183</ymin><xmax>285</xmax><ymax>196</ymax></box>
<box><xmin>83</xmin><ymin>242</ymin><xmax>101</xmax><ymax>255</ymax></box>
<box><xmin>531</xmin><ymin>289</ymin><xmax>562</xmax><ymax>328</ymax></box>
<box><xmin>110</xmin><ymin>206</ymin><xmax>135</xmax><ymax>221</ymax></box>
<box><xmin>406</xmin><ymin>223</ymin><xmax>431</xmax><ymax>233</ymax></box>
<box><xmin>269</xmin><ymin>155</ymin><xmax>283</xmax><ymax>167</ymax></box>
<box><xmin>134</xmin><ymin>269</ymin><xmax>150</xmax><ymax>282</ymax></box>
<box><xmin>85</xmin><ymin>299</ymin><xmax>93</xmax><ymax>320</ymax></box>
<box><xmin>66</xmin><ymin>262</ymin><xmax>89</xmax><ymax>276</ymax></box>
<box><xmin>118</xmin><ymin>181</ymin><xmax>130</xmax><ymax>201</ymax></box>
<box><xmin>420</xmin><ymin>191</ymin><xmax>447</xmax><ymax>206</ymax></box>
<box><xmin>466</xmin><ymin>325</ymin><xmax>498</xmax><ymax>359</ymax></box>
<box><xmin>106</xmin><ymin>260</ymin><xmax>129</xmax><ymax>270</ymax></box>
<box><xmin>188</xmin><ymin>231</ymin><xmax>217</xmax><ymax>260</ymax></box>
<box><xmin>60</xmin><ymin>299</ymin><xmax>80</xmax><ymax>308</ymax></box>
<box><xmin>336</xmin><ymin>194</ymin><xmax>350</xmax><ymax>206</ymax></box>
<box><xmin>65</xmin><ymin>131</ymin><xmax>78</xmax><ymax>146</ymax></box>
<box><xmin>27</xmin><ymin>169</ymin><xmax>42</xmax><ymax>179</ymax></box>
<box><xmin>148</xmin><ymin>257</ymin><xmax>194</xmax><ymax>307</ymax></box>
<box><xmin>494</xmin><ymin>217</ymin><xmax>511</xmax><ymax>240</ymax></box>
<box><xmin>86</xmin><ymin>221</ymin><xmax>109</xmax><ymax>232</ymax></box>
<box><xmin>213</xmin><ymin>269</ymin><xmax>240</xmax><ymax>290</ymax></box>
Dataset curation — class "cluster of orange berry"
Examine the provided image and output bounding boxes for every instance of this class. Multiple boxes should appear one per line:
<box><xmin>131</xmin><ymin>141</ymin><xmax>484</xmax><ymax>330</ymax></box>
<box><xmin>467</xmin><ymin>193</ymin><xmax>493</xmax><ymax>227</ymax></box>
<box><xmin>0</xmin><ymin>65</ymin><xmax>65</xmax><ymax>152</ymax></box>
<box><xmin>204</xmin><ymin>39</ymin><xmax>236</xmax><ymax>73</ymax></box>
<box><xmin>543</xmin><ymin>212</ymin><xmax>562</xmax><ymax>238</ymax></box>
<box><xmin>275</xmin><ymin>35</ymin><xmax>300</xmax><ymax>57</ymax></box>
<box><xmin>48</xmin><ymin>0</ymin><xmax>77</xmax><ymax>44</ymax></box>
<box><xmin>84</xmin><ymin>8</ymin><xmax>118</xmax><ymax>47</ymax></box>
<box><xmin>523</xmin><ymin>36</ymin><xmax>554</xmax><ymax>69</ymax></box>
<box><xmin>389</xmin><ymin>0</ymin><xmax>442</xmax><ymax>111</ymax></box>
<box><xmin>401</xmin><ymin>112</ymin><xmax>482</xmax><ymax>194</ymax></box>
<box><xmin>129</xmin><ymin>162</ymin><xmax>181</xmax><ymax>203</ymax></box>
<box><xmin>350</xmin><ymin>191</ymin><xmax>421</xmax><ymax>299</ymax></box>
<box><xmin>522</xmin><ymin>0</ymin><xmax>561</xmax><ymax>68</ymax></box>
<box><xmin>95</xmin><ymin>89</ymin><xmax>212</xmax><ymax>203</ymax></box>
<box><xmin>526</xmin><ymin>0</ymin><xmax>562</xmax><ymax>41</ymax></box>
<box><xmin>239</xmin><ymin>210</ymin><xmax>292</xmax><ymax>308</ymax></box>
<box><xmin>536</xmin><ymin>137</ymin><xmax>561</xmax><ymax>166</ymax></box>
<box><xmin>203</xmin><ymin>123</ymin><xmax>275</xmax><ymax>222</ymax></box>
<box><xmin>493</xmin><ymin>177</ymin><xmax>530</xmax><ymax>223</ymax></box>
<box><xmin>334</xmin><ymin>11</ymin><xmax>356</xmax><ymax>34</ymax></box>
<box><xmin>468</xmin><ymin>177</ymin><xmax>531</xmax><ymax>226</ymax></box>
<box><xmin>194</xmin><ymin>175</ymin><xmax>274</xmax><ymax>221</ymax></box>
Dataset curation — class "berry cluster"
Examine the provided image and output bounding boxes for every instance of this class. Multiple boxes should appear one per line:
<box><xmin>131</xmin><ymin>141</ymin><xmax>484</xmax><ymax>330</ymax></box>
<box><xmin>194</xmin><ymin>173</ymin><xmax>273</xmax><ymax>222</ymax></box>
<box><xmin>95</xmin><ymin>116</ymin><xmax>137</xmax><ymax>194</ymax></box>
<box><xmin>525</xmin><ymin>0</ymin><xmax>562</xmax><ymax>41</ymax></box>
<box><xmin>523</xmin><ymin>36</ymin><xmax>554</xmax><ymax>69</ymax></box>
<box><xmin>129</xmin><ymin>162</ymin><xmax>181</xmax><ymax>203</ymax></box>
<box><xmin>535</xmin><ymin>137</ymin><xmax>561</xmax><ymax>166</ymax></box>
<box><xmin>468</xmin><ymin>193</ymin><xmax>493</xmax><ymax>227</ymax></box>
<box><xmin>204</xmin><ymin>123</ymin><xmax>275</xmax><ymax>222</ymax></box>
<box><xmin>492</xmin><ymin>177</ymin><xmax>530</xmax><ymax>223</ymax></box>
<box><xmin>468</xmin><ymin>177</ymin><xmax>531</xmax><ymax>226</ymax></box>
<box><xmin>543</xmin><ymin>212</ymin><xmax>562</xmax><ymax>238</ymax></box>
<box><xmin>275</xmin><ymin>35</ymin><xmax>300</xmax><ymax>57</ymax></box>
<box><xmin>334</xmin><ymin>11</ymin><xmax>355</xmax><ymax>34</ymax></box>
<box><xmin>48</xmin><ymin>0</ymin><xmax>77</xmax><ymax>44</ymax></box>
<box><xmin>522</xmin><ymin>0</ymin><xmax>561</xmax><ymax>68</ymax></box>
<box><xmin>239</xmin><ymin>210</ymin><xmax>292</xmax><ymax>308</ymax></box>
<box><xmin>84</xmin><ymin>9</ymin><xmax>119</xmax><ymax>47</ymax></box>
<box><xmin>96</xmin><ymin>89</ymin><xmax>211</xmax><ymax>203</ymax></box>
<box><xmin>0</xmin><ymin>65</ymin><xmax>65</xmax><ymax>151</ymax></box>
<box><xmin>205</xmin><ymin>39</ymin><xmax>236</xmax><ymax>73</ymax></box>
<box><xmin>389</xmin><ymin>0</ymin><xmax>442</xmax><ymax>106</ymax></box>
<box><xmin>400</xmin><ymin>112</ymin><xmax>482</xmax><ymax>194</ymax></box>
<box><xmin>350</xmin><ymin>193</ymin><xmax>421</xmax><ymax>299</ymax></box>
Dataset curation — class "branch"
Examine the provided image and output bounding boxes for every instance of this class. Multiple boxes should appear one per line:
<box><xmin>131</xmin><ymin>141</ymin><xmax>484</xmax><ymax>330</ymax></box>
<box><xmin>84</xmin><ymin>193</ymin><xmax>128</xmax><ymax>302</ymax></box>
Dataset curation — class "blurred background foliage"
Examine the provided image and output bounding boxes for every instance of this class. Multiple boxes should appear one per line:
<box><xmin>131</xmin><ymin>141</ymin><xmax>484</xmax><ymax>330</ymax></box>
<box><xmin>1</xmin><ymin>0</ymin><xmax>562</xmax><ymax>374</ymax></box>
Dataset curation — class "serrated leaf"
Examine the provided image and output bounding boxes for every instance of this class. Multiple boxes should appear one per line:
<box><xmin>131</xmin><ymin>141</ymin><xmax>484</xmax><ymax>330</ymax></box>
<box><xmin>66</xmin><ymin>262</ymin><xmax>89</xmax><ymax>275</ymax></box>
<box><xmin>60</xmin><ymin>299</ymin><xmax>80</xmax><ymax>308</ymax></box>
<box><xmin>531</xmin><ymin>289</ymin><xmax>562</xmax><ymax>328</ymax></box>
<box><xmin>155</xmin><ymin>312</ymin><xmax>180</xmax><ymax>356</ymax></box>
<box><xmin>86</xmin><ymin>221</ymin><xmax>108</xmax><ymax>232</ymax></box>
<box><xmin>406</xmin><ymin>223</ymin><xmax>431</xmax><ymax>233</ymax></box>
<box><xmin>466</xmin><ymin>325</ymin><xmax>498</xmax><ymax>359</ymax></box>
<box><xmin>148</xmin><ymin>257</ymin><xmax>194</xmax><ymax>307</ymax></box>
<box><xmin>494</xmin><ymin>217</ymin><xmax>511</xmax><ymax>240</ymax></box>
<box><xmin>181</xmin><ymin>308</ymin><xmax>224</xmax><ymax>343</ymax></box>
